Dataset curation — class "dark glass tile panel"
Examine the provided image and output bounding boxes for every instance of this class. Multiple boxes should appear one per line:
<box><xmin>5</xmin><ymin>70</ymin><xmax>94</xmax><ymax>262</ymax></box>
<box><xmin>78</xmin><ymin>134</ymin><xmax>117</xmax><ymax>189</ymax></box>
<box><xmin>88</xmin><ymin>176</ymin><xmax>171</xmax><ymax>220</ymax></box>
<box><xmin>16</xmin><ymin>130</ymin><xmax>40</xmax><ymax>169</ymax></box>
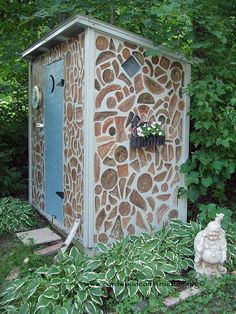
<box><xmin>121</xmin><ymin>55</ymin><xmax>141</xmax><ymax>78</ymax></box>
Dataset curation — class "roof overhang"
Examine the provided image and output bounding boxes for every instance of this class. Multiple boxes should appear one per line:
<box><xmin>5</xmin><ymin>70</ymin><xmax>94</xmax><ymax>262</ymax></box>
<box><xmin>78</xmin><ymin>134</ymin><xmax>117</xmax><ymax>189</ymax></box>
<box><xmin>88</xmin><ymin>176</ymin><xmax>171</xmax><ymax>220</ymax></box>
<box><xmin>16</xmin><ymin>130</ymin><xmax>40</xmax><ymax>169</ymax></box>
<box><xmin>22</xmin><ymin>14</ymin><xmax>191</xmax><ymax>63</ymax></box>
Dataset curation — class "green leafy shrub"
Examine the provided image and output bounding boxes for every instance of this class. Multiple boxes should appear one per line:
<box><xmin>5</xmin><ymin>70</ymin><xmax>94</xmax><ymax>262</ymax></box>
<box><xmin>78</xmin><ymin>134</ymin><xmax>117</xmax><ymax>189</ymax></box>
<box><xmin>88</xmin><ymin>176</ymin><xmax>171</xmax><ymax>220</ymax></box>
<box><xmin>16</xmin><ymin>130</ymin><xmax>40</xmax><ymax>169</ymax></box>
<box><xmin>0</xmin><ymin>220</ymin><xmax>201</xmax><ymax>313</ymax></box>
<box><xmin>0</xmin><ymin>197</ymin><xmax>36</xmax><ymax>234</ymax></box>
<box><xmin>1</xmin><ymin>218</ymin><xmax>235</xmax><ymax>313</ymax></box>
<box><xmin>197</xmin><ymin>203</ymin><xmax>233</xmax><ymax>229</ymax></box>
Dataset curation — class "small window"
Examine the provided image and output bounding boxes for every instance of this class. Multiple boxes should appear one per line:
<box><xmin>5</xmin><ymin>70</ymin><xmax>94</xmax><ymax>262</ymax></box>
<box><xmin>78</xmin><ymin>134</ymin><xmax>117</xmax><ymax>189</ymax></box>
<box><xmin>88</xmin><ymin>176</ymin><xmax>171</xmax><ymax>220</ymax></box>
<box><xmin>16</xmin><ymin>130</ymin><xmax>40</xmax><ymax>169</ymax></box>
<box><xmin>121</xmin><ymin>55</ymin><xmax>141</xmax><ymax>78</ymax></box>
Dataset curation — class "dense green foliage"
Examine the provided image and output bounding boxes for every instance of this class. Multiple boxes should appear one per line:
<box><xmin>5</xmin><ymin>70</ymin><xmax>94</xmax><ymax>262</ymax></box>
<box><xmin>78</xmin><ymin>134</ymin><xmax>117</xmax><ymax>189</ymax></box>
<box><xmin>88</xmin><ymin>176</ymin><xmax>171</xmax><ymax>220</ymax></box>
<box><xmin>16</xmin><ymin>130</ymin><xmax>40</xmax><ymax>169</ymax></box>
<box><xmin>0</xmin><ymin>197</ymin><xmax>37</xmax><ymax>234</ymax></box>
<box><xmin>145</xmin><ymin>274</ymin><xmax>236</xmax><ymax>314</ymax></box>
<box><xmin>1</xmin><ymin>1</ymin><xmax>236</xmax><ymax>216</ymax></box>
<box><xmin>0</xmin><ymin>234</ymin><xmax>53</xmax><ymax>285</ymax></box>
<box><xmin>0</xmin><ymin>219</ymin><xmax>235</xmax><ymax>313</ymax></box>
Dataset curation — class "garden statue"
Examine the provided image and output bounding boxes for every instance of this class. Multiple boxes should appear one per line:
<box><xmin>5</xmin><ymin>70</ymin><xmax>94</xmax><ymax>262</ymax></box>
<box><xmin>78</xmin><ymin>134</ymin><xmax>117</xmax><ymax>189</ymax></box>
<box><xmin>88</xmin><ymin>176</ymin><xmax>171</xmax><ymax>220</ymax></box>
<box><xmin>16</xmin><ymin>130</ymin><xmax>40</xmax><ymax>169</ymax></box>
<box><xmin>194</xmin><ymin>213</ymin><xmax>227</xmax><ymax>278</ymax></box>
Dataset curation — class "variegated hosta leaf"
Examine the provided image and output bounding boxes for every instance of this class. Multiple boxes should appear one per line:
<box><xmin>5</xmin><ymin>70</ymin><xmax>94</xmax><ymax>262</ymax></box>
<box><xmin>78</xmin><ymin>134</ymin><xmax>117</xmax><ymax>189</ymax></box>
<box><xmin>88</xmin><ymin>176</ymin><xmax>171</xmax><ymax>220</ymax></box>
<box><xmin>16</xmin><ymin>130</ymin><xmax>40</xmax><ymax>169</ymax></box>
<box><xmin>139</xmin><ymin>284</ymin><xmax>151</xmax><ymax>297</ymax></box>
<box><xmin>77</xmin><ymin>290</ymin><xmax>87</xmax><ymax>303</ymax></box>
<box><xmin>43</xmin><ymin>287</ymin><xmax>59</xmax><ymax>300</ymax></box>
<box><xmin>127</xmin><ymin>284</ymin><xmax>139</xmax><ymax>297</ymax></box>
<box><xmin>113</xmin><ymin>284</ymin><xmax>125</xmax><ymax>299</ymax></box>
<box><xmin>97</xmin><ymin>243</ymin><xmax>109</xmax><ymax>254</ymax></box>
<box><xmin>24</xmin><ymin>278</ymin><xmax>42</xmax><ymax>300</ymax></box>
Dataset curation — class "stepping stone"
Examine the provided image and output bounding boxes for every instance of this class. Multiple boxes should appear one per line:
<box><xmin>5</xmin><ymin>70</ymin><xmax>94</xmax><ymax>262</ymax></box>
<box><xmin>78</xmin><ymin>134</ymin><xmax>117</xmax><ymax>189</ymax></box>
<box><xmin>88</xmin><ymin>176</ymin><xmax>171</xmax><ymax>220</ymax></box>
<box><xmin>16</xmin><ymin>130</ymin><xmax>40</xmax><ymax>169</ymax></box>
<box><xmin>163</xmin><ymin>286</ymin><xmax>200</xmax><ymax>307</ymax></box>
<box><xmin>5</xmin><ymin>267</ymin><xmax>20</xmax><ymax>281</ymax></box>
<box><xmin>16</xmin><ymin>227</ymin><xmax>61</xmax><ymax>245</ymax></box>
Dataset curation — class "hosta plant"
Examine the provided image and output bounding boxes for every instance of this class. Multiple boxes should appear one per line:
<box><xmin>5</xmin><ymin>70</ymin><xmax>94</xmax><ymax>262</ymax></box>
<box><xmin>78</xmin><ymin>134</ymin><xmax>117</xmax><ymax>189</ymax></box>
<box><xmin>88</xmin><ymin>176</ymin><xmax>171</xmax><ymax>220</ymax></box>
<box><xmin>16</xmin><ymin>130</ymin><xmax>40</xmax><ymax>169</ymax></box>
<box><xmin>0</xmin><ymin>197</ymin><xmax>36</xmax><ymax>234</ymax></box>
<box><xmin>0</xmin><ymin>219</ymin><xmax>235</xmax><ymax>313</ymax></box>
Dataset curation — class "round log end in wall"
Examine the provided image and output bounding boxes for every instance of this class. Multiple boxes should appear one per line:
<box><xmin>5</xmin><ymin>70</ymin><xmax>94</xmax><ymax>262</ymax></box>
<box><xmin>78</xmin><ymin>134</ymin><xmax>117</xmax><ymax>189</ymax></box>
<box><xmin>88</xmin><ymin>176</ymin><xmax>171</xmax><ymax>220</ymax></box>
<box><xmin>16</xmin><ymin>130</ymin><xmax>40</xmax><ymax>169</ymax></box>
<box><xmin>106</xmin><ymin>96</ymin><xmax>117</xmax><ymax>109</ymax></box>
<box><xmin>119</xmin><ymin>201</ymin><xmax>131</xmax><ymax>216</ymax></box>
<box><xmin>103</xmin><ymin>69</ymin><xmax>115</xmax><ymax>83</ymax></box>
<box><xmin>114</xmin><ymin>145</ymin><xmax>128</xmax><ymax>163</ymax></box>
<box><xmin>98</xmin><ymin>233</ymin><xmax>108</xmax><ymax>243</ymax></box>
<box><xmin>96</xmin><ymin>36</ymin><xmax>109</xmax><ymax>51</ymax></box>
<box><xmin>171</xmin><ymin>68</ymin><xmax>182</xmax><ymax>82</ymax></box>
<box><xmin>101</xmin><ymin>169</ymin><xmax>118</xmax><ymax>190</ymax></box>
<box><xmin>169</xmin><ymin>209</ymin><xmax>178</xmax><ymax>219</ymax></box>
<box><xmin>109</xmin><ymin>127</ymin><xmax>116</xmax><ymax>136</ymax></box>
<box><xmin>137</xmin><ymin>173</ymin><xmax>153</xmax><ymax>193</ymax></box>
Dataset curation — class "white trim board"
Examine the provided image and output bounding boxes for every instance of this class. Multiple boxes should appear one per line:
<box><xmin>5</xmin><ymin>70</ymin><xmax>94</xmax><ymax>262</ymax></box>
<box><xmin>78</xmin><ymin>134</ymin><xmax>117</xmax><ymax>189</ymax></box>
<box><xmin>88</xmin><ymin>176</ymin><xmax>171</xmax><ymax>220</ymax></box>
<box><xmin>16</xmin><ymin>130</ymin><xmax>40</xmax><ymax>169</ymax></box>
<box><xmin>83</xmin><ymin>27</ymin><xmax>96</xmax><ymax>248</ymax></box>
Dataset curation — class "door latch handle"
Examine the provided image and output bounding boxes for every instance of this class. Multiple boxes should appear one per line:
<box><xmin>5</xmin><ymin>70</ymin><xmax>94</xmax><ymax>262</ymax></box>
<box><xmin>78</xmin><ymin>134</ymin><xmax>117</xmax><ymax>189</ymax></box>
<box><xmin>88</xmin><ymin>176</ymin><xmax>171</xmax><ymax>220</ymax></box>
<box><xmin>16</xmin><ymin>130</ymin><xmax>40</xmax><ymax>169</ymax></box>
<box><xmin>56</xmin><ymin>191</ymin><xmax>64</xmax><ymax>199</ymax></box>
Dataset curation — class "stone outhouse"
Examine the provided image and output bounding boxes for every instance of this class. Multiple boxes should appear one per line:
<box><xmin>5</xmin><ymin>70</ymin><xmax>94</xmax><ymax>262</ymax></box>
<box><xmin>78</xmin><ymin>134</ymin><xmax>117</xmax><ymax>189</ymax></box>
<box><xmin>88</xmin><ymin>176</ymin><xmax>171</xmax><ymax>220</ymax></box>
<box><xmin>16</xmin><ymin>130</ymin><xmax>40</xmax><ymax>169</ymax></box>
<box><xmin>22</xmin><ymin>14</ymin><xmax>191</xmax><ymax>249</ymax></box>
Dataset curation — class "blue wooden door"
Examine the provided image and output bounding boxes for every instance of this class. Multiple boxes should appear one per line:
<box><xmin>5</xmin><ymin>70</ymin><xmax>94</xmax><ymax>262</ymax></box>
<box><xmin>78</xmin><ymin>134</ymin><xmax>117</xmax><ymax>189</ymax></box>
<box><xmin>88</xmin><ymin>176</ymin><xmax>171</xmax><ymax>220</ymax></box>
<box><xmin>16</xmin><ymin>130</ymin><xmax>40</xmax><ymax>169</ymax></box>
<box><xmin>44</xmin><ymin>59</ymin><xmax>64</xmax><ymax>223</ymax></box>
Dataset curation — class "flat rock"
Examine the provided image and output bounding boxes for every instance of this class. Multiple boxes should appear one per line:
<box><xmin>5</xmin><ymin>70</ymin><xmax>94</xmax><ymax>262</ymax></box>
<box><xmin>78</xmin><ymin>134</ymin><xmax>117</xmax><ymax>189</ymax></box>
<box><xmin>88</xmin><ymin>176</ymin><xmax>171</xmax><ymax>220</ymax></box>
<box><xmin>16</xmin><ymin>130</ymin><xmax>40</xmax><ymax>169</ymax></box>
<box><xmin>5</xmin><ymin>267</ymin><xmax>20</xmax><ymax>281</ymax></box>
<box><xmin>16</xmin><ymin>227</ymin><xmax>61</xmax><ymax>245</ymax></box>
<box><xmin>163</xmin><ymin>286</ymin><xmax>200</xmax><ymax>307</ymax></box>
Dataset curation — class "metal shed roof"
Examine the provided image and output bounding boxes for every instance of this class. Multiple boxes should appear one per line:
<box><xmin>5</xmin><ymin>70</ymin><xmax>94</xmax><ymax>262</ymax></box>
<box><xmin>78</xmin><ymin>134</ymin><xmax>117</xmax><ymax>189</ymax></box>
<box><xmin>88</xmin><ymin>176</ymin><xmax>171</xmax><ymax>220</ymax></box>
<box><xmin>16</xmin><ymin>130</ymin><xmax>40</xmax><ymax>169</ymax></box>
<box><xmin>22</xmin><ymin>13</ymin><xmax>190</xmax><ymax>63</ymax></box>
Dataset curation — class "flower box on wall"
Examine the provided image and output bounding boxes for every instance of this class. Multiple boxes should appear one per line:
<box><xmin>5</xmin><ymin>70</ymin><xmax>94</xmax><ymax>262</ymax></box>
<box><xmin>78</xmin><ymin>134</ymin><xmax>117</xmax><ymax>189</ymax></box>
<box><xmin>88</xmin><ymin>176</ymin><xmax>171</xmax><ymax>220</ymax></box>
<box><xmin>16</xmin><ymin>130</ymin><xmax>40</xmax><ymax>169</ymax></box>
<box><xmin>130</xmin><ymin>114</ymin><xmax>166</xmax><ymax>148</ymax></box>
<box><xmin>130</xmin><ymin>134</ymin><xmax>165</xmax><ymax>148</ymax></box>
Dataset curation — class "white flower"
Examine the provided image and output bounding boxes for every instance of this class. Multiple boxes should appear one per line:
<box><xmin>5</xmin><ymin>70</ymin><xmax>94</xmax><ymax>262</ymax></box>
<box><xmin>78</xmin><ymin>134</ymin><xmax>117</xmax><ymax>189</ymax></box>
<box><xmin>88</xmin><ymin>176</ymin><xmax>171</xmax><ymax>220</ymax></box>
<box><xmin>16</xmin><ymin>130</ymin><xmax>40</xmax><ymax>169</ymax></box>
<box><xmin>151</xmin><ymin>122</ymin><xmax>156</xmax><ymax>127</ymax></box>
<box><xmin>157</xmin><ymin>121</ymin><xmax>162</xmax><ymax>125</ymax></box>
<box><xmin>148</xmin><ymin>127</ymin><xmax>151</xmax><ymax>130</ymax></box>
<box><xmin>158</xmin><ymin>131</ymin><xmax>162</xmax><ymax>136</ymax></box>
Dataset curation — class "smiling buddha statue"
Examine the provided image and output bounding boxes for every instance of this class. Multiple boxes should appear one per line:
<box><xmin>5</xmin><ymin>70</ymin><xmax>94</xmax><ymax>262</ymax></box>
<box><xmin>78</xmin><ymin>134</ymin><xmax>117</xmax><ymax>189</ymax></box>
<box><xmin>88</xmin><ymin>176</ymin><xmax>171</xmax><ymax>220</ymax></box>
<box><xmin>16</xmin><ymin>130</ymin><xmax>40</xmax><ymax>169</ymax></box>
<box><xmin>194</xmin><ymin>213</ymin><xmax>227</xmax><ymax>278</ymax></box>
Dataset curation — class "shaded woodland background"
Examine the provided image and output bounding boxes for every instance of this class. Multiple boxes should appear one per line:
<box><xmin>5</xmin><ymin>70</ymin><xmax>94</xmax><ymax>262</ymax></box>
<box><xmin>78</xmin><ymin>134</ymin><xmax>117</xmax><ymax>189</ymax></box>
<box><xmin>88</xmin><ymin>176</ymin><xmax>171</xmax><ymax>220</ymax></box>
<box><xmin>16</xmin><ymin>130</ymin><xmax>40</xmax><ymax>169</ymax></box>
<box><xmin>0</xmin><ymin>0</ymin><xmax>236</xmax><ymax>219</ymax></box>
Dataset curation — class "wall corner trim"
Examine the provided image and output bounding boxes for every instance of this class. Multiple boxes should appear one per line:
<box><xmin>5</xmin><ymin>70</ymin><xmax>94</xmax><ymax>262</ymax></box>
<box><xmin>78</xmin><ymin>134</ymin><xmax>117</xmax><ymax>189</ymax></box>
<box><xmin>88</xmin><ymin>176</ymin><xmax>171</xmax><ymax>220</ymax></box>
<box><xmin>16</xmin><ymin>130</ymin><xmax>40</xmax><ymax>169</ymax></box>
<box><xmin>83</xmin><ymin>27</ymin><xmax>96</xmax><ymax>248</ymax></box>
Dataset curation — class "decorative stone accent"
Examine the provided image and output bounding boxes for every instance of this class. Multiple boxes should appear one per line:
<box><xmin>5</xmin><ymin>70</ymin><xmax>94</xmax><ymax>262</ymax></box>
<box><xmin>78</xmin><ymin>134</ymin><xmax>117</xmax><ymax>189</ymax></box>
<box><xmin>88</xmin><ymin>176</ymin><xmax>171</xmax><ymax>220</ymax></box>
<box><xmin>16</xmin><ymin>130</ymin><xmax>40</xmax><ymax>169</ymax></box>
<box><xmin>194</xmin><ymin>213</ymin><xmax>227</xmax><ymax>278</ymax></box>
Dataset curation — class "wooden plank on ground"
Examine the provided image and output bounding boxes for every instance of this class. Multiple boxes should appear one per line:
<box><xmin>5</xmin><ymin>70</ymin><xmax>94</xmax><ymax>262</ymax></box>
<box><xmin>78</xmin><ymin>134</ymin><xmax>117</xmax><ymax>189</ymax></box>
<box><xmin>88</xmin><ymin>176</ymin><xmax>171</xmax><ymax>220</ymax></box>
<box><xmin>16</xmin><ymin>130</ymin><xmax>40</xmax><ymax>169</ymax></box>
<box><xmin>34</xmin><ymin>242</ymin><xmax>64</xmax><ymax>256</ymax></box>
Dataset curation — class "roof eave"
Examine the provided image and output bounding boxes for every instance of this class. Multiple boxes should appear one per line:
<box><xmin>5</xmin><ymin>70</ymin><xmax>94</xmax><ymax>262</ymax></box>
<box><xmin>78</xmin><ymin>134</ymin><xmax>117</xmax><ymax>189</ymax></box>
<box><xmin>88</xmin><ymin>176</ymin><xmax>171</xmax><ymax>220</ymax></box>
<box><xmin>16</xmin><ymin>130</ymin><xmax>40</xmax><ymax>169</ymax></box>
<box><xmin>21</xmin><ymin>14</ymin><xmax>192</xmax><ymax>64</ymax></box>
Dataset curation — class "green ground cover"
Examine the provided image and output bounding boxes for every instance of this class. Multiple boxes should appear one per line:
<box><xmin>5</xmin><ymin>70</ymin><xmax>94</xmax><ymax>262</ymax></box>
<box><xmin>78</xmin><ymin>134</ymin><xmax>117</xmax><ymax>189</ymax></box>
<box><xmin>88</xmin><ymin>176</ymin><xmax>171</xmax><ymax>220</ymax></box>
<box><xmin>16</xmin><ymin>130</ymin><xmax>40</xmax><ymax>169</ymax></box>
<box><xmin>0</xmin><ymin>216</ymin><xmax>235</xmax><ymax>313</ymax></box>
